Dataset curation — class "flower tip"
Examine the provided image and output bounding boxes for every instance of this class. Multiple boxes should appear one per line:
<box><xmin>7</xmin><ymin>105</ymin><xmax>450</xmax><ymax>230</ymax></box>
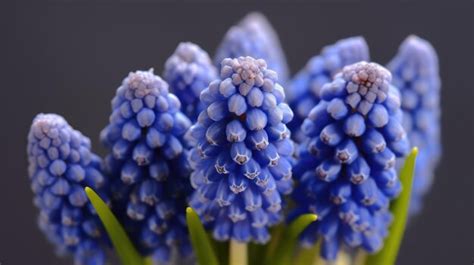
<box><xmin>84</xmin><ymin>187</ymin><xmax>95</xmax><ymax>199</ymax></box>
<box><xmin>84</xmin><ymin>186</ymin><xmax>92</xmax><ymax>194</ymax></box>
<box><xmin>309</xmin><ymin>214</ymin><xmax>318</xmax><ymax>222</ymax></box>
<box><xmin>411</xmin><ymin>146</ymin><xmax>419</xmax><ymax>156</ymax></box>
<box><xmin>242</xmin><ymin>11</ymin><xmax>268</xmax><ymax>25</ymax></box>
<box><xmin>186</xmin><ymin>207</ymin><xmax>194</xmax><ymax>215</ymax></box>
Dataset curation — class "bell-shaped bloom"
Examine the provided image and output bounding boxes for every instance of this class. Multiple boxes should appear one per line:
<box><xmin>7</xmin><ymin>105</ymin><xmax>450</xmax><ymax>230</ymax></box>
<box><xmin>187</xmin><ymin>56</ymin><xmax>295</xmax><ymax>243</ymax></box>
<box><xmin>163</xmin><ymin>42</ymin><xmax>218</xmax><ymax>121</ymax></box>
<box><xmin>100</xmin><ymin>70</ymin><xmax>193</xmax><ymax>264</ymax></box>
<box><xmin>287</xmin><ymin>37</ymin><xmax>370</xmax><ymax>142</ymax></box>
<box><xmin>27</xmin><ymin>114</ymin><xmax>108</xmax><ymax>265</ymax></box>
<box><xmin>214</xmin><ymin>12</ymin><xmax>289</xmax><ymax>84</ymax></box>
<box><xmin>292</xmin><ymin>62</ymin><xmax>410</xmax><ymax>260</ymax></box>
<box><xmin>388</xmin><ymin>35</ymin><xmax>441</xmax><ymax>215</ymax></box>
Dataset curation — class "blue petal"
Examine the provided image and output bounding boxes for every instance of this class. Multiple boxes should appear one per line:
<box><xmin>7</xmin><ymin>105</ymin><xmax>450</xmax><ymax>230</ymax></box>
<box><xmin>246</xmin><ymin>109</ymin><xmax>268</xmax><ymax>130</ymax></box>
<box><xmin>343</xmin><ymin>113</ymin><xmax>366</xmax><ymax>137</ymax></box>
<box><xmin>228</xmin><ymin>94</ymin><xmax>248</xmax><ymax>116</ymax></box>
<box><xmin>226</xmin><ymin>120</ymin><xmax>247</xmax><ymax>142</ymax></box>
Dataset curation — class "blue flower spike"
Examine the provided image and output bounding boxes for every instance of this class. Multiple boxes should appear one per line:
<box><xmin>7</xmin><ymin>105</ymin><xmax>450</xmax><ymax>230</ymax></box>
<box><xmin>100</xmin><ymin>70</ymin><xmax>193</xmax><ymax>264</ymax></box>
<box><xmin>388</xmin><ymin>35</ymin><xmax>441</xmax><ymax>215</ymax></box>
<box><xmin>187</xmin><ymin>56</ymin><xmax>295</xmax><ymax>244</ymax></box>
<box><xmin>292</xmin><ymin>61</ymin><xmax>410</xmax><ymax>260</ymax></box>
<box><xmin>215</xmin><ymin>12</ymin><xmax>289</xmax><ymax>84</ymax></box>
<box><xmin>27</xmin><ymin>114</ymin><xmax>108</xmax><ymax>265</ymax></box>
<box><xmin>287</xmin><ymin>37</ymin><xmax>370</xmax><ymax>142</ymax></box>
<box><xmin>163</xmin><ymin>42</ymin><xmax>218</xmax><ymax>121</ymax></box>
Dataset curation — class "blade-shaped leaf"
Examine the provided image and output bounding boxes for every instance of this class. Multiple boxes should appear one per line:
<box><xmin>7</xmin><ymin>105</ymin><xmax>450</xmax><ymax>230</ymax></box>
<box><xmin>366</xmin><ymin>147</ymin><xmax>418</xmax><ymax>265</ymax></box>
<box><xmin>293</xmin><ymin>239</ymin><xmax>321</xmax><ymax>265</ymax></box>
<box><xmin>85</xmin><ymin>187</ymin><xmax>144</xmax><ymax>265</ymax></box>
<box><xmin>267</xmin><ymin>214</ymin><xmax>318</xmax><ymax>265</ymax></box>
<box><xmin>262</xmin><ymin>224</ymin><xmax>284</xmax><ymax>264</ymax></box>
<box><xmin>186</xmin><ymin>207</ymin><xmax>219</xmax><ymax>265</ymax></box>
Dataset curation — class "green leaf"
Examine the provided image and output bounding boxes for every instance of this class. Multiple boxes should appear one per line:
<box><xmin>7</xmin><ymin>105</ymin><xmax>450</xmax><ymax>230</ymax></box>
<box><xmin>267</xmin><ymin>214</ymin><xmax>318</xmax><ymax>265</ymax></box>
<box><xmin>262</xmin><ymin>224</ymin><xmax>284</xmax><ymax>264</ymax></box>
<box><xmin>366</xmin><ymin>147</ymin><xmax>418</xmax><ymax>265</ymax></box>
<box><xmin>211</xmin><ymin>236</ymin><xmax>229</xmax><ymax>265</ymax></box>
<box><xmin>186</xmin><ymin>207</ymin><xmax>219</xmax><ymax>265</ymax></box>
<box><xmin>293</xmin><ymin>239</ymin><xmax>321</xmax><ymax>265</ymax></box>
<box><xmin>84</xmin><ymin>187</ymin><xmax>144</xmax><ymax>265</ymax></box>
<box><xmin>249</xmin><ymin>242</ymin><xmax>265</xmax><ymax>265</ymax></box>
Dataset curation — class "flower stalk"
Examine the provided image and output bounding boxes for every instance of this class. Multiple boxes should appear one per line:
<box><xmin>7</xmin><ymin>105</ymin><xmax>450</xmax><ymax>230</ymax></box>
<box><xmin>230</xmin><ymin>240</ymin><xmax>248</xmax><ymax>265</ymax></box>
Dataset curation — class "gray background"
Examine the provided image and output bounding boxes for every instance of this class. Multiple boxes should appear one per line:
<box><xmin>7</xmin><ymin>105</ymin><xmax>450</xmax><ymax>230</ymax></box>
<box><xmin>1</xmin><ymin>1</ymin><xmax>473</xmax><ymax>264</ymax></box>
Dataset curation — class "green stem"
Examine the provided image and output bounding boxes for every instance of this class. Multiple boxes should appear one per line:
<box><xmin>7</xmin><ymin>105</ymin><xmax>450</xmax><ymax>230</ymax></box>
<box><xmin>229</xmin><ymin>240</ymin><xmax>247</xmax><ymax>265</ymax></box>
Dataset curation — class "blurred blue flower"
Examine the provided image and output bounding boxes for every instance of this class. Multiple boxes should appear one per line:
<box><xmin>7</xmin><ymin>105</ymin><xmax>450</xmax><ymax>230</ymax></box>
<box><xmin>100</xmin><ymin>70</ymin><xmax>193</xmax><ymax>264</ymax></box>
<box><xmin>27</xmin><ymin>114</ymin><xmax>108</xmax><ymax>265</ymax></box>
<box><xmin>388</xmin><ymin>35</ymin><xmax>441</xmax><ymax>215</ymax></box>
<box><xmin>187</xmin><ymin>56</ymin><xmax>295</xmax><ymax>243</ymax></box>
<box><xmin>291</xmin><ymin>62</ymin><xmax>410</xmax><ymax>260</ymax></box>
<box><xmin>214</xmin><ymin>12</ymin><xmax>289</xmax><ymax>84</ymax></box>
<box><xmin>287</xmin><ymin>37</ymin><xmax>370</xmax><ymax>142</ymax></box>
<box><xmin>163</xmin><ymin>42</ymin><xmax>218</xmax><ymax>121</ymax></box>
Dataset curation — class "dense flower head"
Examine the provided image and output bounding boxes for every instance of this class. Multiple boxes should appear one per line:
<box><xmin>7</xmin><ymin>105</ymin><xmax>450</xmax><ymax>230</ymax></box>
<box><xmin>100</xmin><ymin>70</ymin><xmax>193</xmax><ymax>264</ymax></box>
<box><xmin>292</xmin><ymin>61</ymin><xmax>410</xmax><ymax>260</ymax></box>
<box><xmin>27</xmin><ymin>113</ymin><xmax>108</xmax><ymax>265</ymax></box>
<box><xmin>287</xmin><ymin>37</ymin><xmax>370</xmax><ymax>142</ymax></box>
<box><xmin>163</xmin><ymin>42</ymin><xmax>218</xmax><ymax>121</ymax></box>
<box><xmin>388</xmin><ymin>35</ymin><xmax>441</xmax><ymax>214</ymax></box>
<box><xmin>214</xmin><ymin>12</ymin><xmax>289</xmax><ymax>84</ymax></box>
<box><xmin>187</xmin><ymin>56</ymin><xmax>295</xmax><ymax>243</ymax></box>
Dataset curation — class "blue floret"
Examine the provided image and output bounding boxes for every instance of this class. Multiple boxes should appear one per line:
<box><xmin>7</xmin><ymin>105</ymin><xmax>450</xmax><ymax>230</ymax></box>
<box><xmin>27</xmin><ymin>114</ymin><xmax>108</xmax><ymax>265</ymax></box>
<box><xmin>214</xmin><ymin>12</ymin><xmax>289</xmax><ymax>84</ymax></box>
<box><xmin>287</xmin><ymin>37</ymin><xmax>370</xmax><ymax>142</ymax></box>
<box><xmin>163</xmin><ymin>42</ymin><xmax>218</xmax><ymax>121</ymax></box>
<box><xmin>387</xmin><ymin>35</ymin><xmax>441</xmax><ymax>215</ymax></box>
<box><xmin>291</xmin><ymin>62</ymin><xmax>410</xmax><ymax>260</ymax></box>
<box><xmin>100</xmin><ymin>70</ymin><xmax>193</xmax><ymax>264</ymax></box>
<box><xmin>187</xmin><ymin>56</ymin><xmax>295</xmax><ymax>243</ymax></box>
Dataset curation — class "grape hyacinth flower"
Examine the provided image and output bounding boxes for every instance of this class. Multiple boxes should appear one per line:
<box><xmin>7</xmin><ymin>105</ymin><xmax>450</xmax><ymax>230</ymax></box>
<box><xmin>187</xmin><ymin>56</ymin><xmax>295</xmax><ymax>243</ymax></box>
<box><xmin>287</xmin><ymin>37</ymin><xmax>370</xmax><ymax>142</ymax></box>
<box><xmin>100</xmin><ymin>70</ymin><xmax>193</xmax><ymax>264</ymax></box>
<box><xmin>215</xmin><ymin>12</ymin><xmax>289</xmax><ymax>84</ymax></box>
<box><xmin>163</xmin><ymin>42</ymin><xmax>218</xmax><ymax>121</ymax></box>
<box><xmin>292</xmin><ymin>62</ymin><xmax>410</xmax><ymax>260</ymax></box>
<box><xmin>388</xmin><ymin>35</ymin><xmax>441</xmax><ymax>215</ymax></box>
<box><xmin>27</xmin><ymin>114</ymin><xmax>108</xmax><ymax>265</ymax></box>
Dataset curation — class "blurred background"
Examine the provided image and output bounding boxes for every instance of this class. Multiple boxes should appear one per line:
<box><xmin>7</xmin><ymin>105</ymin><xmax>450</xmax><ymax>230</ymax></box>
<box><xmin>1</xmin><ymin>1</ymin><xmax>473</xmax><ymax>264</ymax></box>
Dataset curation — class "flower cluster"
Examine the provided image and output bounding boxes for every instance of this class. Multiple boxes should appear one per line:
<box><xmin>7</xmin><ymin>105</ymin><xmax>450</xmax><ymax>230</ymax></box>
<box><xmin>187</xmin><ymin>56</ymin><xmax>295</xmax><ymax>243</ymax></box>
<box><xmin>214</xmin><ymin>12</ymin><xmax>289</xmax><ymax>84</ymax></box>
<box><xmin>388</xmin><ymin>35</ymin><xmax>441</xmax><ymax>214</ymax></box>
<box><xmin>27</xmin><ymin>114</ymin><xmax>108</xmax><ymax>265</ymax></box>
<box><xmin>292</xmin><ymin>62</ymin><xmax>410</xmax><ymax>260</ymax></box>
<box><xmin>287</xmin><ymin>37</ymin><xmax>370</xmax><ymax>142</ymax></box>
<box><xmin>26</xmin><ymin>11</ymin><xmax>443</xmax><ymax>265</ymax></box>
<box><xmin>163</xmin><ymin>42</ymin><xmax>218</xmax><ymax>121</ymax></box>
<box><xmin>100</xmin><ymin>70</ymin><xmax>193</xmax><ymax>263</ymax></box>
